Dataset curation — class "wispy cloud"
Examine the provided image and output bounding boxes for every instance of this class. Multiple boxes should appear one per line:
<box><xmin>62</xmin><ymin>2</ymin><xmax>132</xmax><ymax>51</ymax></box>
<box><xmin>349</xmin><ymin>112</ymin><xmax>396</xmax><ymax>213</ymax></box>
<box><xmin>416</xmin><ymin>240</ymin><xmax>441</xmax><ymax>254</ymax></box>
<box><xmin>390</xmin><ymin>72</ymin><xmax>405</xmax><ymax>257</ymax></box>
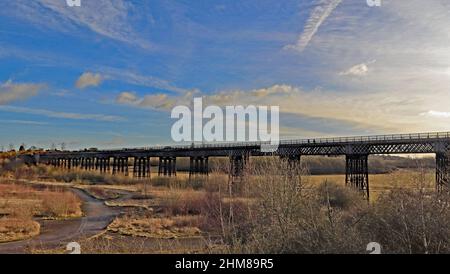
<box><xmin>0</xmin><ymin>119</ymin><xmax>49</xmax><ymax>125</ymax></box>
<box><xmin>104</xmin><ymin>68</ymin><xmax>196</xmax><ymax>94</ymax></box>
<box><xmin>116</xmin><ymin>90</ymin><xmax>198</xmax><ymax>110</ymax></box>
<box><xmin>2</xmin><ymin>0</ymin><xmax>153</xmax><ymax>49</ymax></box>
<box><xmin>0</xmin><ymin>80</ymin><xmax>46</xmax><ymax>105</ymax></box>
<box><xmin>339</xmin><ymin>60</ymin><xmax>376</xmax><ymax>77</ymax></box>
<box><xmin>76</xmin><ymin>72</ymin><xmax>103</xmax><ymax>89</ymax></box>
<box><xmin>0</xmin><ymin>105</ymin><xmax>125</xmax><ymax>122</ymax></box>
<box><xmin>420</xmin><ymin>110</ymin><xmax>450</xmax><ymax>119</ymax></box>
<box><xmin>284</xmin><ymin>0</ymin><xmax>342</xmax><ymax>53</ymax></box>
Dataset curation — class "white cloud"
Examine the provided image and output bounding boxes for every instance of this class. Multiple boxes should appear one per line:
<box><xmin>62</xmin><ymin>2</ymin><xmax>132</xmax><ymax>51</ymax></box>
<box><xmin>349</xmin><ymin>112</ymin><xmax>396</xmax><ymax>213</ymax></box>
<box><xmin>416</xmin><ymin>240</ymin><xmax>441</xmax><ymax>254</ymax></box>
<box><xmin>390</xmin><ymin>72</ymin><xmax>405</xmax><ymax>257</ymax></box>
<box><xmin>339</xmin><ymin>60</ymin><xmax>375</xmax><ymax>77</ymax></box>
<box><xmin>116</xmin><ymin>91</ymin><xmax>138</xmax><ymax>104</ymax></box>
<box><xmin>0</xmin><ymin>80</ymin><xmax>46</xmax><ymax>104</ymax></box>
<box><xmin>76</xmin><ymin>72</ymin><xmax>103</xmax><ymax>89</ymax></box>
<box><xmin>284</xmin><ymin>0</ymin><xmax>342</xmax><ymax>52</ymax></box>
<box><xmin>420</xmin><ymin>110</ymin><xmax>450</xmax><ymax>118</ymax></box>
<box><xmin>0</xmin><ymin>105</ymin><xmax>125</xmax><ymax>122</ymax></box>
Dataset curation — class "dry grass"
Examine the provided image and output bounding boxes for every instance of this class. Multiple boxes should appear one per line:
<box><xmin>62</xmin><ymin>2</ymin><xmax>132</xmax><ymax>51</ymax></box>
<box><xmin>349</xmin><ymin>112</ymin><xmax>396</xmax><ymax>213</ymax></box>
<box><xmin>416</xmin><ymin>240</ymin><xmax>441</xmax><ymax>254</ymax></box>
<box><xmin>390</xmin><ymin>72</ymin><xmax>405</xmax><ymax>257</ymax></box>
<box><xmin>307</xmin><ymin>169</ymin><xmax>435</xmax><ymax>201</ymax></box>
<box><xmin>0</xmin><ymin>183</ymin><xmax>82</xmax><ymax>219</ymax></box>
<box><xmin>105</xmin><ymin>199</ymin><xmax>153</xmax><ymax>209</ymax></box>
<box><xmin>0</xmin><ymin>218</ymin><xmax>40</xmax><ymax>243</ymax></box>
<box><xmin>2</xmin><ymin>159</ymin><xmax>447</xmax><ymax>253</ymax></box>
<box><xmin>108</xmin><ymin>215</ymin><xmax>203</xmax><ymax>239</ymax></box>
<box><xmin>78</xmin><ymin>186</ymin><xmax>121</xmax><ymax>200</ymax></box>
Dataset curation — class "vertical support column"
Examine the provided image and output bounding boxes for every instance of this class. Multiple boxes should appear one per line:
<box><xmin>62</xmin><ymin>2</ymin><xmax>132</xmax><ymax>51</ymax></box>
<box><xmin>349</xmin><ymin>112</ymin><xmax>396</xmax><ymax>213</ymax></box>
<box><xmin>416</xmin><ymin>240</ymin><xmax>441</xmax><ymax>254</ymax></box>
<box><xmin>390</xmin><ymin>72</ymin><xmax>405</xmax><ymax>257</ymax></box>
<box><xmin>189</xmin><ymin>157</ymin><xmax>207</xmax><ymax>179</ymax></box>
<box><xmin>139</xmin><ymin>157</ymin><xmax>143</xmax><ymax>178</ymax></box>
<box><xmin>345</xmin><ymin>154</ymin><xmax>369</xmax><ymax>199</ymax></box>
<box><xmin>133</xmin><ymin>157</ymin><xmax>138</xmax><ymax>178</ymax></box>
<box><xmin>195</xmin><ymin>158</ymin><xmax>199</xmax><ymax>175</ymax></box>
<box><xmin>166</xmin><ymin>158</ymin><xmax>171</xmax><ymax>176</ymax></box>
<box><xmin>163</xmin><ymin>158</ymin><xmax>168</xmax><ymax>176</ymax></box>
<box><xmin>436</xmin><ymin>150</ymin><xmax>450</xmax><ymax>192</ymax></box>
<box><xmin>204</xmin><ymin>157</ymin><xmax>209</xmax><ymax>176</ymax></box>
<box><xmin>172</xmin><ymin>157</ymin><xmax>177</xmax><ymax>177</ymax></box>
<box><xmin>100</xmin><ymin>158</ymin><xmax>104</xmax><ymax>173</ymax></box>
<box><xmin>141</xmin><ymin>157</ymin><xmax>147</xmax><ymax>178</ymax></box>
<box><xmin>189</xmin><ymin>157</ymin><xmax>194</xmax><ymax>179</ymax></box>
<box><xmin>229</xmin><ymin>153</ymin><xmax>249</xmax><ymax>184</ymax></box>
<box><xmin>143</xmin><ymin>157</ymin><xmax>147</xmax><ymax>178</ymax></box>
<box><xmin>98</xmin><ymin>158</ymin><xmax>102</xmax><ymax>173</ymax></box>
<box><xmin>199</xmin><ymin>158</ymin><xmax>204</xmax><ymax>175</ymax></box>
<box><xmin>158</xmin><ymin>157</ymin><xmax>163</xmax><ymax>176</ymax></box>
<box><xmin>146</xmin><ymin>157</ymin><xmax>151</xmax><ymax>178</ymax></box>
<box><xmin>104</xmin><ymin>158</ymin><xmax>108</xmax><ymax>173</ymax></box>
<box><xmin>112</xmin><ymin>157</ymin><xmax>117</xmax><ymax>174</ymax></box>
<box><xmin>124</xmin><ymin>157</ymin><xmax>129</xmax><ymax>176</ymax></box>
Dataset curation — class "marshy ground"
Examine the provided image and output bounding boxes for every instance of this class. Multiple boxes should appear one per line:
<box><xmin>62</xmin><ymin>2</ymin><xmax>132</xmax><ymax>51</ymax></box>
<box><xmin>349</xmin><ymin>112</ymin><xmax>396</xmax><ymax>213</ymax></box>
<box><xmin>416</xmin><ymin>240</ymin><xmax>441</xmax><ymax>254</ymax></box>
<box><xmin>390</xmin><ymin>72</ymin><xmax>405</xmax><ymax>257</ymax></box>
<box><xmin>0</xmin><ymin>156</ymin><xmax>448</xmax><ymax>254</ymax></box>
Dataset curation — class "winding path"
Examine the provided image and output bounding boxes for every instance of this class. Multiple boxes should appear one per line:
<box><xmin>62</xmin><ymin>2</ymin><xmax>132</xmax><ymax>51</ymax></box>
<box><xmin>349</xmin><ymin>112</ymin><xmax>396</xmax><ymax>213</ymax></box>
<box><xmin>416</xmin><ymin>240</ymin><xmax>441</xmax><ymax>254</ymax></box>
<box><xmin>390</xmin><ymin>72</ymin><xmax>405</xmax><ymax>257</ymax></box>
<box><xmin>0</xmin><ymin>188</ymin><xmax>120</xmax><ymax>254</ymax></box>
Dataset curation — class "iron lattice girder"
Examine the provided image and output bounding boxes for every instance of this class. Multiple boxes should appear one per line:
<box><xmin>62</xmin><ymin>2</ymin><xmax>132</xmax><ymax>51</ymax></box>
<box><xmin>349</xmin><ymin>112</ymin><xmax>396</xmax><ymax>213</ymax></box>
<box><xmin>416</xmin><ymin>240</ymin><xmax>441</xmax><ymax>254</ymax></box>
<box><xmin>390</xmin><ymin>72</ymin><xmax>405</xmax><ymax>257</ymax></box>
<box><xmin>436</xmin><ymin>143</ymin><xmax>450</xmax><ymax>192</ymax></box>
<box><xmin>275</xmin><ymin>142</ymin><xmax>436</xmax><ymax>156</ymax></box>
<box><xmin>345</xmin><ymin>154</ymin><xmax>370</xmax><ymax>198</ymax></box>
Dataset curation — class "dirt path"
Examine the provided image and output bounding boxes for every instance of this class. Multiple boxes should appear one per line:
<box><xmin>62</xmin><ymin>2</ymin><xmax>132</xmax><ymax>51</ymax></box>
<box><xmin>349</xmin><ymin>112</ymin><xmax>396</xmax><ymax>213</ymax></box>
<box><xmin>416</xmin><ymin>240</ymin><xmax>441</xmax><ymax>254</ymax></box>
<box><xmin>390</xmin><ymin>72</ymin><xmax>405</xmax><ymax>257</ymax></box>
<box><xmin>0</xmin><ymin>188</ymin><xmax>120</xmax><ymax>254</ymax></box>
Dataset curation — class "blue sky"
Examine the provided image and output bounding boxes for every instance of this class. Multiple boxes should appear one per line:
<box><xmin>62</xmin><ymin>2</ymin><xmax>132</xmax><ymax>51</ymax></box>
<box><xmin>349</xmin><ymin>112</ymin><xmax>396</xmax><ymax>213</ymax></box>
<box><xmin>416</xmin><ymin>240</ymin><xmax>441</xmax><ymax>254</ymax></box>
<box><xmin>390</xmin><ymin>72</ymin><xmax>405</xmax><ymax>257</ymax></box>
<box><xmin>1</xmin><ymin>0</ymin><xmax>450</xmax><ymax>150</ymax></box>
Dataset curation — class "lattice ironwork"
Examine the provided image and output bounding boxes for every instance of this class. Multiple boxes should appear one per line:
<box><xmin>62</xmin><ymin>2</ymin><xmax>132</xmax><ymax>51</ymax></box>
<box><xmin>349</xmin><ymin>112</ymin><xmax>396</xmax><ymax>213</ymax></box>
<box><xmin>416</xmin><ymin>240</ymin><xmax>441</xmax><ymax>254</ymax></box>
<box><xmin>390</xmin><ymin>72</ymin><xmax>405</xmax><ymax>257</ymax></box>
<box><xmin>229</xmin><ymin>153</ymin><xmax>249</xmax><ymax>184</ymax></box>
<box><xmin>436</xmin><ymin>151</ymin><xmax>450</xmax><ymax>192</ymax></box>
<box><xmin>346</xmin><ymin>154</ymin><xmax>369</xmax><ymax>199</ymax></box>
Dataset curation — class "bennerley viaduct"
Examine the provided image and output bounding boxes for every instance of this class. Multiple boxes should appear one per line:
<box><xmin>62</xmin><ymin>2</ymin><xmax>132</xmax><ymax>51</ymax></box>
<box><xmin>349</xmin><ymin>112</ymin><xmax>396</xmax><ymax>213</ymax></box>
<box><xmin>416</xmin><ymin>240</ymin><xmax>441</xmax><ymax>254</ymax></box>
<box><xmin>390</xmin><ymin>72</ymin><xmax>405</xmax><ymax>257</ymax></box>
<box><xmin>20</xmin><ymin>131</ymin><xmax>450</xmax><ymax>199</ymax></box>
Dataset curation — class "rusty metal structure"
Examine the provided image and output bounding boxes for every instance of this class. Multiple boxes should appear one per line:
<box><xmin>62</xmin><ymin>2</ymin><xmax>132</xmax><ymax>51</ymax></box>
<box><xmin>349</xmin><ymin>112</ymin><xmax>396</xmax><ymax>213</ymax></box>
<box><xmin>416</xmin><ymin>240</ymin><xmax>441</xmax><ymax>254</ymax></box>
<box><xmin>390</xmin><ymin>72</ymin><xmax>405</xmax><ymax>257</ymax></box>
<box><xmin>22</xmin><ymin>131</ymin><xmax>450</xmax><ymax>199</ymax></box>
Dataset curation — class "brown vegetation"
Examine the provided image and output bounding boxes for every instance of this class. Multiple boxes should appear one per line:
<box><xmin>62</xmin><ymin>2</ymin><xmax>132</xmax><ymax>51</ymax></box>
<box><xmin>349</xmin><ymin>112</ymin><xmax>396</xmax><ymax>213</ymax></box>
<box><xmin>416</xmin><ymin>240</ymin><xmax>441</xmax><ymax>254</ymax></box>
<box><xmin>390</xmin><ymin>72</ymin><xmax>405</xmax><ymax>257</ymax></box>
<box><xmin>1</xmin><ymin>157</ymin><xmax>448</xmax><ymax>254</ymax></box>
<box><xmin>0</xmin><ymin>182</ymin><xmax>82</xmax><ymax>243</ymax></box>
<box><xmin>108</xmin><ymin>215</ymin><xmax>203</xmax><ymax>239</ymax></box>
<box><xmin>0</xmin><ymin>218</ymin><xmax>40</xmax><ymax>243</ymax></box>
